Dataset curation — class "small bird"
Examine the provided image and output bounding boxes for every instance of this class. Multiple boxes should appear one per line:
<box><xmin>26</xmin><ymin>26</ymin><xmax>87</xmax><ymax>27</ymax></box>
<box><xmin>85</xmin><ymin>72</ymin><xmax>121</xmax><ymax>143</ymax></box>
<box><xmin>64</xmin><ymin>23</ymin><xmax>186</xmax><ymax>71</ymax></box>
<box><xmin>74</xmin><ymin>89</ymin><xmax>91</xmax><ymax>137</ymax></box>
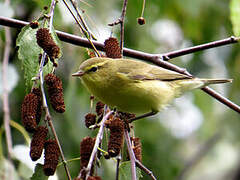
<box><xmin>72</xmin><ymin>57</ymin><xmax>232</xmax><ymax>118</ymax></box>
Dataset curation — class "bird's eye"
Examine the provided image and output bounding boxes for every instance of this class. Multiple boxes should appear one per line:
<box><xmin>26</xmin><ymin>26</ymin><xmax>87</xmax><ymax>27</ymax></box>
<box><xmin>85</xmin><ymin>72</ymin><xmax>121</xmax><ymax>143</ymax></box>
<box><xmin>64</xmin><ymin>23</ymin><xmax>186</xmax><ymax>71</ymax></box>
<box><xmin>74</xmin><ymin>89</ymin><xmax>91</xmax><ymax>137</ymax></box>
<box><xmin>89</xmin><ymin>66</ymin><xmax>98</xmax><ymax>72</ymax></box>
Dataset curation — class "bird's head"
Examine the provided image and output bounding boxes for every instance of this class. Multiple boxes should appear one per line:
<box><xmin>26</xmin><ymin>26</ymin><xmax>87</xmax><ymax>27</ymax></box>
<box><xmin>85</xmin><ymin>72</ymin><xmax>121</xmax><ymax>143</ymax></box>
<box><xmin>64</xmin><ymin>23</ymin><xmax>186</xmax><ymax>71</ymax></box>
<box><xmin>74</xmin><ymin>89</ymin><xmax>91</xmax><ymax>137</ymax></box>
<box><xmin>72</xmin><ymin>57</ymin><xmax>113</xmax><ymax>83</ymax></box>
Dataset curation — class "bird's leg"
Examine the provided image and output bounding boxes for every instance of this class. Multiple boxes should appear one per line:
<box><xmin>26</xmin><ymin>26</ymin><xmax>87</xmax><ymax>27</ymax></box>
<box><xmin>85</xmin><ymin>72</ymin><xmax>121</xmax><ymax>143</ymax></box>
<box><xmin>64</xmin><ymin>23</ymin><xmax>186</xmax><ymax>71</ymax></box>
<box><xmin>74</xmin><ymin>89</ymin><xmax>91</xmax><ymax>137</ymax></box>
<box><xmin>127</xmin><ymin>111</ymin><xmax>157</xmax><ymax>123</ymax></box>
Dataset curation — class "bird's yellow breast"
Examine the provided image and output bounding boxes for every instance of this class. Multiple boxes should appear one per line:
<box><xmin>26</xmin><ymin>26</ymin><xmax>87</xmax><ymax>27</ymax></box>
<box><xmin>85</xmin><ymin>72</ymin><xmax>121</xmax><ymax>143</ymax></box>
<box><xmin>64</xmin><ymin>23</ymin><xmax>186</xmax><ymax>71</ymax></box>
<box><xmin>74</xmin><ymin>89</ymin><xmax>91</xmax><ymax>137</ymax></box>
<box><xmin>82</xmin><ymin>74</ymin><xmax>176</xmax><ymax>114</ymax></box>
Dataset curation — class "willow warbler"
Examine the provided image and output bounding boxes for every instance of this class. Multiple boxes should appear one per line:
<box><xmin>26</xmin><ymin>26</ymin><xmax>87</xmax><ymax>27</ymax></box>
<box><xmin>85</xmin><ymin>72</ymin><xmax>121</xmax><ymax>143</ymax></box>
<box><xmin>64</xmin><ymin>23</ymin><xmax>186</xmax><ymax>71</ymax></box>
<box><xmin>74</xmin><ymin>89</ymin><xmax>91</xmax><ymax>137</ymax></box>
<box><xmin>72</xmin><ymin>57</ymin><xmax>232</xmax><ymax>114</ymax></box>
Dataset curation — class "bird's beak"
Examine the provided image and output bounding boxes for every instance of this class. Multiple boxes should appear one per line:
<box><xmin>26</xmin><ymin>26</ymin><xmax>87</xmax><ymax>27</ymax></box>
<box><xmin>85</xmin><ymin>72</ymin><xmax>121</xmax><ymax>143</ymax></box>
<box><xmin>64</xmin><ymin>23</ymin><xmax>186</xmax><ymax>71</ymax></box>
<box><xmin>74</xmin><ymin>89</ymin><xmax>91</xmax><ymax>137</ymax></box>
<box><xmin>72</xmin><ymin>70</ymin><xmax>85</xmax><ymax>77</ymax></box>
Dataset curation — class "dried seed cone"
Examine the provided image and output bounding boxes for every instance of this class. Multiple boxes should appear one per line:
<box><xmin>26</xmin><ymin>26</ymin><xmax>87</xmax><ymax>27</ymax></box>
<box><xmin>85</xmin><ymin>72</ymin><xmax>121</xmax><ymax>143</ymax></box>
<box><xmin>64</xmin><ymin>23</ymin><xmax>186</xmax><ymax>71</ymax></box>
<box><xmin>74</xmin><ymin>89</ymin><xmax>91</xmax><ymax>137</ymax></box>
<box><xmin>131</xmin><ymin>137</ymin><xmax>142</xmax><ymax>162</ymax></box>
<box><xmin>21</xmin><ymin>93</ymin><xmax>39</xmax><ymax>133</ymax></box>
<box><xmin>95</xmin><ymin>101</ymin><xmax>105</xmax><ymax>116</ymax></box>
<box><xmin>43</xmin><ymin>139</ymin><xmax>60</xmax><ymax>176</ymax></box>
<box><xmin>106</xmin><ymin>117</ymin><xmax>124</xmax><ymax>157</ymax></box>
<box><xmin>32</xmin><ymin>88</ymin><xmax>42</xmax><ymax>124</ymax></box>
<box><xmin>36</xmin><ymin>28</ymin><xmax>60</xmax><ymax>60</ymax></box>
<box><xmin>85</xmin><ymin>113</ymin><xmax>97</xmax><ymax>128</ymax></box>
<box><xmin>104</xmin><ymin>37</ymin><xmax>122</xmax><ymax>58</ymax></box>
<box><xmin>30</xmin><ymin>126</ymin><xmax>48</xmax><ymax>161</ymax></box>
<box><xmin>45</xmin><ymin>73</ymin><xmax>65</xmax><ymax>113</ymax></box>
<box><xmin>80</xmin><ymin>137</ymin><xmax>95</xmax><ymax>177</ymax></box>
<box><xmin>87</xmin><ymin>176</ymin><xmax>102</xmax><ymax>180</ymax></box>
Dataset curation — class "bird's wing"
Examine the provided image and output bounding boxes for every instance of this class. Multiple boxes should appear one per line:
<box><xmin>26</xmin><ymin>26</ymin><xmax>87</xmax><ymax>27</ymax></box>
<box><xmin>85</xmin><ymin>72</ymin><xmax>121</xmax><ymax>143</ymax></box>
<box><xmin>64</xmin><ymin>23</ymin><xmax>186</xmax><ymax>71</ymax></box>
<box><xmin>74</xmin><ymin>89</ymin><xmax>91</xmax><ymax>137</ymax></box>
<box><xmin>116</xmin><ymin>59</ymin><xmax>191</xmax><ymax>81</ymax></box>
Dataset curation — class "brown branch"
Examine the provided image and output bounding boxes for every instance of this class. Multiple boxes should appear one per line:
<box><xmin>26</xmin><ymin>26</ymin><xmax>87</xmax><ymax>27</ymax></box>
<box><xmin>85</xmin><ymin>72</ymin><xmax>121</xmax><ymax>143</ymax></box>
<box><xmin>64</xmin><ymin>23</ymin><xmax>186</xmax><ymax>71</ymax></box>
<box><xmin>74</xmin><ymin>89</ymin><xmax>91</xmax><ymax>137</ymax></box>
<box><xmin>136</xmin><ymin>160</ymin><xmax>157</xmax><ymax>180</ymax></box>
<box><xmin>2</xmin><ymin>26</ymin><xmax>13</xmax><ymax>159</ymax></box>
<box><xmin>0</xmin><ymin>16</ymin><xmax>239</xmax><ymax>113</ymax></box>
<box><xmin>162</xmin><ymin>36</ymin><xmax>239</xmax><ymax>60</ymax></box>
<box><xmin>116</xmin><ymin>155</ymin><xmax>121</xmax><ymax>180</ymax></box>
<box><xmin>124</xmin><ymin>129</ymin><xmax>137</xmax><ymax>180</ymax></box>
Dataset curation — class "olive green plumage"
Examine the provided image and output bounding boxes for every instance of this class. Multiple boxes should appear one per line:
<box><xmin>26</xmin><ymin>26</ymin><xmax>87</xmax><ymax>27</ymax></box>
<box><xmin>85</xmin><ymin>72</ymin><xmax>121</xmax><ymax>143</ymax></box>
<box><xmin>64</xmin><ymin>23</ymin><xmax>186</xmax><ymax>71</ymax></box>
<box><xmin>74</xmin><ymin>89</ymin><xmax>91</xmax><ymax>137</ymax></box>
<box><xmin>72</xmin><ymin>57</ymin><xmax>232</xmax><ymax>114</ymax></box>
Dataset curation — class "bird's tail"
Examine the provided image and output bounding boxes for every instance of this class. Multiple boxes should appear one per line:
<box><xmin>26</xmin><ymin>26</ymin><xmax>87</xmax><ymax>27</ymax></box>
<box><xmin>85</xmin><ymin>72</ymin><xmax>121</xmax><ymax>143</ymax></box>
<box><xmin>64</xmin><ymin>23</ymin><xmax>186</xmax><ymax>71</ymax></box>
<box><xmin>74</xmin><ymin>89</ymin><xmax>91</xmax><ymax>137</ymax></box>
<box><xmin>200</xmin><ymin>78</ymin><xmax>233</xmax><ymax>86</ymax></box>
<box><xmin>174</xmin><ymin>78</ymin><xmax>232</xmax><ymax>97</ymax></box>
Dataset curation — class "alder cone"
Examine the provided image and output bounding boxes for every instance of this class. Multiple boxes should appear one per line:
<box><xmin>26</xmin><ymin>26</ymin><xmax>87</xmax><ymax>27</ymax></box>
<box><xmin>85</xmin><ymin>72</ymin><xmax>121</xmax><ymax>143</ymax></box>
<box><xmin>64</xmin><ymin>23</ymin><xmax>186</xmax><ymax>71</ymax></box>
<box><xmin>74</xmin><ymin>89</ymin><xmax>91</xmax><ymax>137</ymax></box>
<box><xmin>32</xmin><ymin>88</ymin><xmax>42</xmax><ymax>124</ymax></box>
<box><xmin>45</xmin><ymin>73</ymin><xmax>65</xmax><ymax>113</ymax></box>
<box><xmin>104</xmin><ymin>37</ymin><xmax>122</xmax><ymax>58</ymax></box>
<box><xmin>36</xmin><ymin>28</ymin><xmax>60</xmax><ymax>60</ymax></box>
<box><xmin>80</xmin><ymin>136</ymin><xmax>95</xmax><ymax>178</ymax></box>
<box><xmin>132</xmin><ymin>137</ymin><xmax>142</xmax><ymax>162</ymax></box>
<box><xmin>85</xmin><ymin>113</ymin><xmax>97</xmax><ymax>128</ymax></box>
<box><xmin>30</xmin><ymin>126</ymin><xmax>48</xmax><ymax>161</ymax></box>
<box><xmin>43</xmin><ymin>139</ymin><xmax>60</xmax><ymax>176</ymax></box>
<box><xmin>95</xmin><ymin>101</ymin><xmax>105</xmax><ymax>116</ymax></box>
<box><xmin>106</xmin><ymin>117</ymin><xmax>124</xmax><ymax>157</ymax></box>
<box><xmin>21</xmin><ymin>93</ymin><xmax>39</xmax><ymax>133</ymax></box>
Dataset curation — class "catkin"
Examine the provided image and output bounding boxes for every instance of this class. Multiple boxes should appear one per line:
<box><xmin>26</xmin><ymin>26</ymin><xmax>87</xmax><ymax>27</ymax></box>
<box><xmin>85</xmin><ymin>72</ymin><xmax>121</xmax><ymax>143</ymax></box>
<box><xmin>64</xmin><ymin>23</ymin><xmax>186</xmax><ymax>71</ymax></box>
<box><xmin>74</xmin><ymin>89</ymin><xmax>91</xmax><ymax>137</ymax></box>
<box><xmin>85</xmin><ymin>113</ymin><xmax>97</xmax><ymax>128</ymax></box>
<box><xmin>43</xmin><ymin>139</ymin><xmax>60</xmax><ymax>176</ymax></box>
<box><xmin>104</xmin><ymin>37</ymin><xmax>122</xmax><ymax>58</ymax></box>
<box><xmin>106</xmin><ymin>117</ymin><xmax>124</xmax><ymax>157</ymax></box>
<box><xmin>32</xmin><ymin>88</ymin><xmax>42</xmax><ymax>124</ymax></box>
<box><xmin>80</xmin><ymin>136</ymin><xmax>95</xmax><ymax>177</ymax></box>
<box><xmin>131</xmin><ymin>137</ymin><xmax>142</xmax><ymax>162</ymax></box>
<box><xmin>30</xmin><ymin>126</ymin><xmax>48</xmax><ymax>161</ymax></box>
<box><xmin>95</xmin><ymin>101</ymin><xmax>105</xmax><ymax>116</ymax></box>
<box><xmin>36</xmin><ymin>28</ymin><xmax>60</xmax><ymax>60</ymax></box>
<box><xmin>45</xmin><ymin>73</ymin><xmax>65</xmax><ymax>113</ymax></box>
<box><xmin>21</xmin><ymin>93</ymin><xmax>39</xmax><ymax>133</ymax></box>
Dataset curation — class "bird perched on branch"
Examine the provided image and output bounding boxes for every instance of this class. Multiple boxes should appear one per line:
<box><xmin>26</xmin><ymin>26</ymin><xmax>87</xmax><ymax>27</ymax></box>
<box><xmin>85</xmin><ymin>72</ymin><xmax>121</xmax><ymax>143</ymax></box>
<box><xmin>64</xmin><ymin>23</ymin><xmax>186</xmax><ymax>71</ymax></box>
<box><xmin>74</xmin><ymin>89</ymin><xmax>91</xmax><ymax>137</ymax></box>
<box><xmin>72</xmin><ymin>57</ymin><xmax>232</xmax><ymax>120</ymax></box>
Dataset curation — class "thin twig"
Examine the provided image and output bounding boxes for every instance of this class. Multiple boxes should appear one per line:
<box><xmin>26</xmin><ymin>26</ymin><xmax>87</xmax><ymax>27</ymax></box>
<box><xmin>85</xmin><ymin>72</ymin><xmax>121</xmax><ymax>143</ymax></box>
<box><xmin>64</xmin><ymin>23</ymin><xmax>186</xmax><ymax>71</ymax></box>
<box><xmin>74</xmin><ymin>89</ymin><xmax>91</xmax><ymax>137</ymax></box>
<box><xmin>135</xmin><ymin>160</ymin><xmax>157</xmax><ymax>180</ymax></box>
<box><xmin>84</xmin><ymin>108</ymin><xmax>113</xmax><ymax>179</ymax></box>
<box><xmin>162</xmin><ymin>36</ymin><xmax>239</xmax><ymax>60</ymax></box>
<box><xmin>0</xmin><ymin>16</ymin><xmax>239</xmax><ymax>113</ymax></box>
<box><xmin>2</xmin><ymin>0</ymin><xmax>13</xmax><ymax>163</ymax></box>
<box><xmin>61</xmin><ymin>0</ymin><xmax>100</xmax><ymax>56</ymax></box>
<box><xmin>119</xmin><ymin>0</ymin><xmax>128</xmax><ymax>53</ymax></box>
<box><xmin>38</xmin><ymin>1</ymin><xmax>72</xmax><ymax>179</ymax></box>
<box><xmin>116</xmin><ymin>155</ymin><xmax>121</xmax><ymax>180</ymax></box>
<box><xmin>2</xmin><ymin>25</ymin><xmax>12</xmax><ymax>160</ymax></box>
<box><xmin>176</xmin><ymin>132</ymin><xmax>222</xmax><ymax>180</ymax></box>
<box><xmin>2</xmin><ymin>3</ymin><xmax>13</xmax><ymax>180</ymax></box>
<box><xmin>140</xmin><ymin>0</ymin><xmax>146</xmax><ymax>17</ymax></box>
<box><xmin>124</xmin><ymin>129</ymin><xmax>137</xmax><ymax>180</ymax></box>
<box><xmin>68</xmin><ymin>0</ymin><xmax>96</xmax><ymax>39</ymax></box>
<box><xmin>108</xmin><ymin>0</ymin><xmax>128</xmax><ymax>54</ymax></box>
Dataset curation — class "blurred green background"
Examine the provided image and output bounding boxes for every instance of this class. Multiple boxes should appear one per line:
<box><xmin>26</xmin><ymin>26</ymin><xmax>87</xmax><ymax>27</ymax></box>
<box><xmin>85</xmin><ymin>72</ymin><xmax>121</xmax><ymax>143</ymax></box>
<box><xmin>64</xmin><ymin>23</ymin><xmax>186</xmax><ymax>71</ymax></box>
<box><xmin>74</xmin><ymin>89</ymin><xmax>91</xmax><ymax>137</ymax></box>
<box><xmin>0</xmin><ymin>0</ymin><xmax>240</xmax><ymax>179</ymax></box>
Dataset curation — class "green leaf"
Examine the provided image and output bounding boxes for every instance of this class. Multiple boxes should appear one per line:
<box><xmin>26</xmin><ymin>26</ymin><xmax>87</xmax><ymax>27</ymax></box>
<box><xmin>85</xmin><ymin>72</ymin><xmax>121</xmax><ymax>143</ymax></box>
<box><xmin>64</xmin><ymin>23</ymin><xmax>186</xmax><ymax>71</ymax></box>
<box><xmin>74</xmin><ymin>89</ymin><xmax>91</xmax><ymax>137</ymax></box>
<box><xmin>30</xmin><ymin>164</ymin><xmax>48</xmax><ymax>180</ymax></box>
<box><xmin>230</xmin><ymin>0</ymin><xmax>240</xmax><ymax>36</ymax></box>
<box><xmin>119</xmin><ymin>161</ymin><xmax>142</xmax><ymax>180</ymax></box>
<box><xmin>16</xmin><ymin>19</ymin><xmax>62</xmax><ymax>92</ymax></box>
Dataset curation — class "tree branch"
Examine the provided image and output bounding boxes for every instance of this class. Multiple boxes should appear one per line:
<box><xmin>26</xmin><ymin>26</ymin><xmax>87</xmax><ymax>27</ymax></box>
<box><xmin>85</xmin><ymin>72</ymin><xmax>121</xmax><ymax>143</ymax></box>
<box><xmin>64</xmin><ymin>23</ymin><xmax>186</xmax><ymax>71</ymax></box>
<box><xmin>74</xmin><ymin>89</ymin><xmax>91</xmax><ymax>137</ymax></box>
<box><xmin>0</xmin><ymin>16</ymin><xmax>239</xmax><ymax>113</ymax></box>
<box><xmin>2</xmin><ymin>18</ymin><xmax>13</xmax><ymax>160</ymax></box>
<box><xmin>124</xmin><ymin>129</ymin><xmax>137</xmax><ymax>180</ymax></box>
<box><xmin>162</xmin><ymin>36</ymin><xmax>239</xmax><ymax>60</ymax></box>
